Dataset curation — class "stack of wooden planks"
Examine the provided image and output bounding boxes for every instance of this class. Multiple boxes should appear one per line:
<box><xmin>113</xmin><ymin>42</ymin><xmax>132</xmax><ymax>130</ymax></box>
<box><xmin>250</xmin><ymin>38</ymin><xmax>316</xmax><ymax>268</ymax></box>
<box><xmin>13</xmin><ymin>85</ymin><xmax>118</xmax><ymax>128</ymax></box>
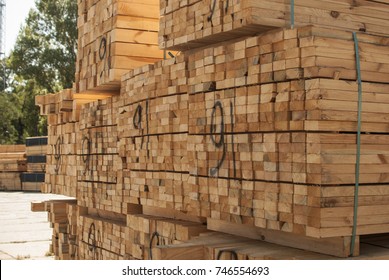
<box><xmin>125</xmin><ymin>213</ymin><xmax>209</xmax><ymax>259</ymax></box>
<box><xmin>33</xmin><ymin>0</ymin><xmax>389</xmax><ymax>260</ymax></box>
<box><xmin>118</xmin><ymin>56</ymin><xmax>191</xmax><ymax>213</ymax></box>
<box><xmin>152</xmin><ymin>231</ymin><xmax>389</xmax><ymax>260</ymax></box>
<box><xmin>33</xmin><ymin>201</ymin><xmax>389</xmax><ymax>260</ymax></box>
<box><xmin>159</xmin><ymin>0</ymin><xmax>389</xmax><ymax>50</ymax></box>
<box><xmin>31</xmin><ymin>199</ymin><xmax>78</xmax><ymax>260</ymax></box>
<box><xmin>185</xmin><ymin>25</ymin><xmax>389</xmax><ymax>246</ymax></box>
<box><xmin>0</xmin><ymin>145</ymin><xmax>26</xmax><ymax>191</ymax></box>
<box><xmin>75</xmin><ymin>0</ymin><xmax>164</xmax><ymax>93</ymax></box>
<box><xmin>36</xmin><ymin>90</ymin><xmax>82</xmax><ymax>197</ymax></box>
<box><xmin>77</xmin><ymin>97</ymin><xmax>123</xmax><ymax>214</ymax></box>
<box><xmin>78</xmin><ymin>213</ymin><xmax>126</xmax><ymax>260</ymax></box>
<box><xmin>35</xmin><ymin>89</ymin><xmax>117</xmax><ymax>197</ymax></box>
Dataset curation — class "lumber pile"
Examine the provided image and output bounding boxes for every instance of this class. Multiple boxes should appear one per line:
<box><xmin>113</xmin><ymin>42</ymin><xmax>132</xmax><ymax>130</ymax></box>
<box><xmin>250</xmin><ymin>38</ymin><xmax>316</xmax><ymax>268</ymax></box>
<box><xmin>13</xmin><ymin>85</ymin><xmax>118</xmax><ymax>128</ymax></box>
<box><xmin>36</xmin><ymin>90</ymin><xmax>82</xmax><ymax>197</ymax></box>
<box><xmin>159</xmin><ymin>0</ymin><xmax>389</xmax><ymax>50</ymax></box>
<box><xmin>125</xmin><ymin>213</ymin><xmax>209</xmax><ymax>259</ymax></box>
<box><xmin>75</xmin><ymin>0</ymin><xmax>164</xmax><ymax>93</ymax></box>
<box><xmin>118</xmin><ymin>56</ymin><xmax>191</xmax><ymax>212</ymax></box>
<box><xmin>35</xmin><ymin>89</ymin><xmax>116</xmax><ymax>197</ymax></box>
<box><xmin>35</xmin><ymin>200</ymin><xmax>78</xmax><ymax>260</ymax></box>
<box><xmin>0</xmin><ymin>145</ymin><xmax>26</xmax><ymax>191</ymax></box>
<box><xmin>185</xmin><ymin>26</ymin><xmax>389</xmax><ymax>246</ymax></box>
<box><xmin>78</xmin><ymin>214</ymin><xmax>126</xmax><ymax>260</ymax></box>
<box><xmin>34</xmin><ymin>0</ymin><xmax>389</xmax><ymax>260</ymax></box>
<box><xmin>77</xmin><ymin>97</ymin><xmax>124</xmax><ymax>213</ymax></box>
<box><xmin>152</xmin><ymin>231</ymin><xmax>389</xmax><ymax>260</ymax></box>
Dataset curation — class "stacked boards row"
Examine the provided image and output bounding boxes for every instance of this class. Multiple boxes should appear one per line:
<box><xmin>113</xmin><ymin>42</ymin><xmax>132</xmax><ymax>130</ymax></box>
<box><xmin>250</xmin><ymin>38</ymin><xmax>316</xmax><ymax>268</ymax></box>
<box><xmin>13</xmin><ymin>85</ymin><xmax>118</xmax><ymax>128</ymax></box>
<box><xmin>38</xmin><ymin>25</ymin><xmax>389</xmax><ymax>256</ymax></box>
<box><xmin>75</xmin><ymin>0</ymin><xmax>164</xmax><ymax>93</ymax></box>
<box><xmin>32</xmin><ymin>200</ymin><xmax>78</xmax><ymax>260</ymax></box>
<box><xmin>0</xmin><ymin>145</ymin><xmax>26</xmax><ymax>191</ymax></box>
<box><xmin>118</xmin><ymin>26</ymin><xmax>389</xmax><ymax>241</ymax></box>
<box><xmin>37</xmin><ymin>89</ymin><xmax>82</xmax><ymax>198</ymax></box>
<box><xmin>77</xmin><ymin>97</ymin><xmax>124</xmax><ymax>214</ymax></box>
<box><xmin>118</xmin><ymin>56</ymin><xmax>190</xmax><ymax>211</ymax></box>
<box><xmin>159</xmin><ymin>0</ymin><xmax>389</xmax><ymax>50</ymax></box>
<box><xmin>36</xmin><ymin>89</ymin><xmax>116</xmax><ymax>198</ymax></box>
<box><xmin>186</xmin><ymin>26</ymin><xmax>389</xmax><ymax>240</ymax></box>
<box><xmin>0</xmin><ymin>145</ymin><xmax>27</xmax><ymax>191</ymax></box>
<box><xmin>33</xmin><ymin>200</ymin><xmax>389</xmax><ymax>260</ymax></box>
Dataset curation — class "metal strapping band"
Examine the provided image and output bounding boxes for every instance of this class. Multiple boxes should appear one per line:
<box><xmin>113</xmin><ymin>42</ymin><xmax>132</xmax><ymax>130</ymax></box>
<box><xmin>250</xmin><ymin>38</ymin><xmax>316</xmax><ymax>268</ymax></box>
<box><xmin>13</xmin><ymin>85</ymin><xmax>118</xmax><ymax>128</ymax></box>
<box><xmin>350</xmin><ymin>31</ymin><xmax>362</xmax><ymax>257</ymax></box>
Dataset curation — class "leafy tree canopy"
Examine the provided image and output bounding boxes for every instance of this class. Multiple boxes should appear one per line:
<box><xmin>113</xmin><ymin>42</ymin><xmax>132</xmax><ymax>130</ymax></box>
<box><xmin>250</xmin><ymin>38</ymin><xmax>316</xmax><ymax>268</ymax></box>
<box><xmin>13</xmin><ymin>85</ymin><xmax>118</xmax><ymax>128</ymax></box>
<box><xmin>1</xmin><ymin>0</ymin><xmax>77</xmax><ymax>144</ymax></box>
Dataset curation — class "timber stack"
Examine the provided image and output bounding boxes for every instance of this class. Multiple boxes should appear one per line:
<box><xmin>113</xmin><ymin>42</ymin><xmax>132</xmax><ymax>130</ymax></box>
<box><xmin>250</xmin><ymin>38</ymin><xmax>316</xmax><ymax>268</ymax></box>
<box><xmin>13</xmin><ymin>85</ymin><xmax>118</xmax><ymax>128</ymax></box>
<box><xmin>75</xmin><ymin>0</ymin><xmax>164</xmax><ymax>93</ymax></box>
<box><xmin>34</xmin><ymin>0</ymin><xmax>389</xmax><ymax>259</ymax></box>
<box><xmin>0</xmin><ymin>145</ymin><xmax>26</xmax><ymax>191</ymax></box>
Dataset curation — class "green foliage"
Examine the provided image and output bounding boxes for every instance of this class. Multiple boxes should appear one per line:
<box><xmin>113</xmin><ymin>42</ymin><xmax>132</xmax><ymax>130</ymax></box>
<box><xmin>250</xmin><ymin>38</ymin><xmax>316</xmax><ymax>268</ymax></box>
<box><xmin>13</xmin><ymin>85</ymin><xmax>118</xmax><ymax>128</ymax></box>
<box><xmin>0</xmin><ymin>92</ymin><xmax>21</xmax><ymax>144</ymax></box>
<box><xmin>9</xmin><ymin>0</ymin><xmax>77</xmax><ymax>93</ymax></box>
<box><xmin>1</xmin><ymin>0</ymin><xmax>77</xmax><ymax>144</ymax></box>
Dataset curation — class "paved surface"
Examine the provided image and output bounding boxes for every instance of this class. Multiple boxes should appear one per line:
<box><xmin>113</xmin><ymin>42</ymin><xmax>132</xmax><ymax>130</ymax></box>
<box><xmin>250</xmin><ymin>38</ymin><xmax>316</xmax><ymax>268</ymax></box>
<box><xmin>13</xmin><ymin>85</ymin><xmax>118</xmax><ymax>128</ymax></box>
<box><xmin>0</xmin><ymin>191</ymin><xmax>70</xmax><ymax>260</ymax></box>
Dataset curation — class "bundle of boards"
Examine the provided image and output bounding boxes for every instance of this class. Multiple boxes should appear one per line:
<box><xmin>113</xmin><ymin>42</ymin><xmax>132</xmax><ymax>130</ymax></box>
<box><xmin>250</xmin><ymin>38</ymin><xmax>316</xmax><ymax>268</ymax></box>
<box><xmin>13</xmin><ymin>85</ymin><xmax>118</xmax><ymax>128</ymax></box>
<box><xmin>159</xmin><ymin>0</ymin><xmax>389</xmax><ymax>50</ymax></box>
<box><xmin>0</xmin><ymin>145</ymin><xmax>26</xmax><ymax>191</ymax></box>
<box><xmin>34</xmin><ymin>0</ymin><xmax>389</xmax><ymax>259</ymax></box>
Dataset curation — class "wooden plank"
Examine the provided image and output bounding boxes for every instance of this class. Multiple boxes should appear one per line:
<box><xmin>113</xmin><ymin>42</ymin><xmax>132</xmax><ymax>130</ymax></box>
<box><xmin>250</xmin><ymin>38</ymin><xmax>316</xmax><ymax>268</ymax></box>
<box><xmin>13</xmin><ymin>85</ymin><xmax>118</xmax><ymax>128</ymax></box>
<box><xmin>207</xmin><ymin>218</ymin><xmax>359</xmax><ymax>257</ymax></box>
<box><xmin>152</xmin><ymin>244</ymin><xmax>205</xmax><ymax>260</ymax></box>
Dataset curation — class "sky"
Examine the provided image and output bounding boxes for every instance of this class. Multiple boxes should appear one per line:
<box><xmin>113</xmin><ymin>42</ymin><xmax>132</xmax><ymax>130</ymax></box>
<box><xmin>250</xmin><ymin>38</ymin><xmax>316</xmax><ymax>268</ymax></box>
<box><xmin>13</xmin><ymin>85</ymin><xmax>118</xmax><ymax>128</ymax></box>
<box><xmin>4</xmin><ymin>0</ymin><xmax>36</xmax><ymax>56</ymax></box>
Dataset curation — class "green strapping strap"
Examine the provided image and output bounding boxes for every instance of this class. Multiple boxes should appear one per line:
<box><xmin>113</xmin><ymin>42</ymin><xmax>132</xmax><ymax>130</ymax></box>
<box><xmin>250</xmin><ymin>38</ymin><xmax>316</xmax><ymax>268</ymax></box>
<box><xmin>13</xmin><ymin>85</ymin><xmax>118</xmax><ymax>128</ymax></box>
<box><xmin>350</xmin><ymin>32</ymin><xmax>362</xmax><ymax>257</ymax></box>
<box><xmin>291</xmin><ymin>0</ymin><xmax>295</xmax><ymax>29</ymax></box>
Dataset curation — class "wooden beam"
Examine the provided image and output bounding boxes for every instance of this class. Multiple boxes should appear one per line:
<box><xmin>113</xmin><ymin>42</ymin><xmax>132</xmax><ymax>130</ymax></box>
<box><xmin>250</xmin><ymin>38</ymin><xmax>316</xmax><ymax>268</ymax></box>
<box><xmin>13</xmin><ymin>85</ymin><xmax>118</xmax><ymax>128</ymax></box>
<box><xmin>207</xmin><ymin>218</ymin><xmax>359</xmax><ymax>257</ymax></box>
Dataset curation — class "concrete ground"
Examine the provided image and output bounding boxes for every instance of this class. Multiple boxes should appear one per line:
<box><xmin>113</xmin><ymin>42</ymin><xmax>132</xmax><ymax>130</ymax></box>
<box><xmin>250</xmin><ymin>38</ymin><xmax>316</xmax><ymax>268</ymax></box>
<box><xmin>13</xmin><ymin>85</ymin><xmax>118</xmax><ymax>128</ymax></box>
<box><xmin>0</xmin><ymin>191</ymin><xmax>71</xmax><ymax>260</ymax></box>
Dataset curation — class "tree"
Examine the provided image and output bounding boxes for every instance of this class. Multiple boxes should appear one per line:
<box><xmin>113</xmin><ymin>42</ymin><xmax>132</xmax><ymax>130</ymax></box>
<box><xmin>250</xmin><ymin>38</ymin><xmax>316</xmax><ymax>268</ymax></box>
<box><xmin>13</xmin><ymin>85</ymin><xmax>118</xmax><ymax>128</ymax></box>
<box><xmin>0</xmin><ymin>92</ymin><xmax>20</xmax><ymax>144</ymax></box>
<box><xmin>0</xmin><ymin>0</ymin><xmax>77</xmax><ymax>144</ymax></box>
<box><xmin>9</xmin><ymin>0</ymin><xmax>77</xmax><ymax>93</ymax></box>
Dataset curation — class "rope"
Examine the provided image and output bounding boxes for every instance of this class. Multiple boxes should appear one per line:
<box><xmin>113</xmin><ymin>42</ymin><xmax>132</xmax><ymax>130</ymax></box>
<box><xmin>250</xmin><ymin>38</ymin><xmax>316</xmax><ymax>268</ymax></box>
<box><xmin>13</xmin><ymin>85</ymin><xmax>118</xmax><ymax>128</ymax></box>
<box><xmin>350</xmin><ymin>31</ymin><xmax>362</xmax><ymax>257</ymax></box>
<box><xmin>210</xmin><ymin>101</ymin><xmax>226</xmax><ymax>177</ymax></box>
<box><xmin>290</xmin><ymin>0</ymin><xmax>295</xmax><ymax>29</ymax></box>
